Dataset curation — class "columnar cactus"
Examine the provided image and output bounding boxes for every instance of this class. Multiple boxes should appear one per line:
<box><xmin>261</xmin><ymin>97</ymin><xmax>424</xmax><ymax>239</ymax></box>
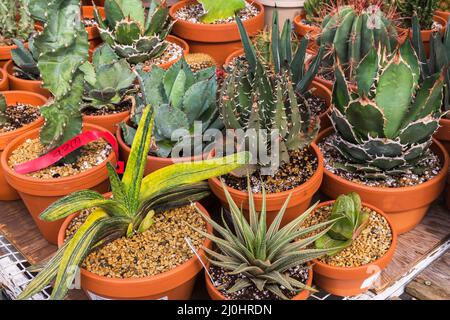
<box><xmin>0</xmin><ymin>0</ymin><xmax>33</xmax><ymax>45</ymax></box>
<box><xmin>330</xmin><ymin>40</ymin><xmax>445</xmax><ymax>178</ymax></box>
<box><xmin>94</xmin><ymin>0</ymin><xmax>174</xmax><ymax>64</ymax></box>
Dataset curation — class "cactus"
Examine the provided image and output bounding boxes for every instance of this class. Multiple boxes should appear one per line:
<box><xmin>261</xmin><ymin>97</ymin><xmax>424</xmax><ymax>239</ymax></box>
<box><xmin>10</xmin><ymin>38</ymin><xmax>40</xmax><ymax>80</ymax></box>
<box><xmin>120</xmin><ymin>58</ymin><xmax>223</xmax><ymax>158</ymax></box>
<box><xmin>304</xmin><ymin>0</ymin><xmax>334</xmax><ymax>23</ymax></box>
<box><xmin>94</xmin><ymin>0</ymin><xmax>174</xmax><ymax>65</ymax></box>
<box><xmin>185</xmin><ymin>53</ymin><xmax>216</xmax><ymax>72</ymax></box>
<box><xmin>32</xmin><ymin>0</ymin><xmax>89</xmax><ymax>151</ymax></box>
<box><xmin>80</xmin><ymin>44</ymin><xmax>137</xmax><ymax>111</ymax></box>
<box><xmin>315</xmin><ymin>192</ymin><xmax>369</xmax><ymax>255</ymax></box>
<box><xmin>330</xmin><ymin>40</ymin><xmax>445</xmax><ymax>179</ymax></box>
<box><xmin>396</xmin><ymin>0</ymin><xmax>438</xmax><ymax>29</ymax></box>
<box><xmin>317</xmin><ymin>3</ymin><xmax>398</xmax><ymax>81</ymax></box>
<box><xmin>197</xmin><ymin>0</ymin><xmax>246</xmax><ymax>23</ymax></box>
<box><xmin>412</xmin><ymin>15</ymin><xmax>450</xmax><ymax>115</ymax></box>
<box><xmin>0</xmin><ymin>0</ymin><xmax>34</xmax><ymax>46</ymax></box>
<box><xmin>437</xmin><ymin>0</ymin><xmax>449</xmax><ymax>11</ymax></box>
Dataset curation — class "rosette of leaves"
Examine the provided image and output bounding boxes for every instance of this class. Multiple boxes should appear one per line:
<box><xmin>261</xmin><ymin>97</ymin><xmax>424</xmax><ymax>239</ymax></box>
<box><xmin>0</xmin><ymin>0</ymin><xmax>33</xmax><ymax>46</ymax></box>
<box><xmin>17</xmin><ymin>105</ymin><xmax>249</xmax><ymax>300</ymax></box>
<box><xmin>194</xmin><ymin>180</ymin><xmax>338</xmax><ymax>300</ymax></box>
<box><xmin>93</xmin><ymin>0</ymin><xmax>174</xmax><ymax>64</ymax></box>
<box><xmin>197</xmin><ymin>0</ymin><xmax>246</xmax><ymax>23</ymax></box>
<box><xmin>80</xmin><ymin>44</ymin><xmax>137</xmax><ymax>112</ymax></box>
<box><xmin>395</xmin><ymin>0</ymin><xmax>438</xmax><ymax>29</ymax></box>
<box><xmin>330</xmin><ymin>40</ymin><xmax>445</xmax><ymax>179</ymax></box>
<box><xmin>120</xmin><ymin>58</ymin><xmax>223</xmax><ymax>158</ymax></box>
<box><xmin>315</xmin><ymin>193</ymin><xmax>369</xmax><ymax>255</ymax></box>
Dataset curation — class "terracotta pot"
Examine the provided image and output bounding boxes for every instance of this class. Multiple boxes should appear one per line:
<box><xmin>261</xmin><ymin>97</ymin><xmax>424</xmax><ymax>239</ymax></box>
<box><xmin>435</xmin><ymin>117</ymin><xmax>450</xmax><ymax>156</ymax></box>
<box><xmin>435</xmin><ymin>11</ymin><xmax>450</xmax><ymax>21</ymax></box>
<box><xmin>208</xmin><ymin>144</ymin><xmax>324</xmax><ymax>226</ymax></box>
<box><xmin>83</xmin><ymin>110</ymin><xmax>130</xmax><ymax>134</ymax></box>
<box><xmin>3</xmin><ymin>60</ymin><xmax>51</xmax><ymax>98</ymax></box>
<box><xmin>224</xmin><ymin>48</ymin><xmax>244</xmax><ymax>68</ymax></box>
<box><xmin>259</xmin><ymin>0</ymin><xmax>303</xmax><ymax>31</ymax></box>
<box><xmin>205</xmin><ymin>265</ymin><xmax>313</xmax><ymax>300</ymax></box>
<box><xmin>57</xmin><ymin>202</ymin><xmax>212</xmax><ymax>300</ymax></box>
<box><xmin>117</xmin><ymin>117</ymin><xmax>205</xmax><ymax>175</ymax></box>
<box><xmin>1</xmin><ymin>123</ymin><xmax>117</xmax><ymax>244</ymax></box>
<box><xmin>0</xmin><ymin>91</ymin><xmax>48</xmax><ymax>201</ymax></box>
<box><xmin>169</xmin><ymin>0</ymin><xmax>265</xmax><ymax>66</ymax></box>
<box><xmin>143</xmin><ymin>35</ymin><xmax>190</xmax><ymax>71</ymax></box>
<box><xmin>0</xmin><ymin>67</ymin><xmax>8</xmax><ymax>91</ymax></box>
<box><xmin>293</xmin><ymin>13</ymin><xmax>320</xmax><ymax>51</ymax></box>
<box><xmin>82</xmin><ymin>6</ymin><xmax>105</xmax><ymax>48</ymax></box>
<box><xmin>317</xmin><ymin>128</ymin><xmax>450</xmax><ymax>234</ymax></box>
<box><xmin>0</xmin><ymin>43</ymin><xmax>18</xmax><ymax>67</ymax></box>
<box><xmin>312</xmin><ymin>201</ymin><xmax>397</xmax><ymax>297</ymax></box>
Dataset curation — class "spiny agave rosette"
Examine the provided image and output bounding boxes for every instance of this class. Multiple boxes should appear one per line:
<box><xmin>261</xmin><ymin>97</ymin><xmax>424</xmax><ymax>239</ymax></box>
<box><xmin>193</xmin><ymin>181</ymin><xmax>338</xmax><ymax>300</ymax></box>
<box><xmin>94</xmin><ymin>0</ymin><xmax>174</xmax><ymax>64</ymax></box>
<box><xmin>330</xmin><ymin>40</ymin><xmax>445</xmax><ymax>179</ymax></box>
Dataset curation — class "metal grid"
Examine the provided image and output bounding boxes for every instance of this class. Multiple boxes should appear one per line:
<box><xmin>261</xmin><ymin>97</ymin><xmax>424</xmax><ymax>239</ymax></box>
<box><xmin>0</xmin><ymin>234</ymin><xmax>51</xmax><ymax>300</ymax></box>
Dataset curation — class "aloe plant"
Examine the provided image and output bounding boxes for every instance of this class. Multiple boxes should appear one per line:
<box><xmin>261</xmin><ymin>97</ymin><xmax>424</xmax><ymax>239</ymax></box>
<box><xmin>17</xmin><ymin>105</ymin><xmax>249</xmax><ymax>300</ymax></box>
<box><xmin>0</xmin><ymin>0</ymin><xmax>34</xmax><ymax>46</ymax></box>
<box><xmin>10</xmin><ymin>37</ymin><xmax>40</xmax><ymax>80</ymax></box>
<box><xmin>197</xmin><ymin>0</ymin><xmax>246</xmax><ymax>23</ymax></box>
<box><xmin>94</xmin><ymin>0</ymin><xmax>174</xmax><ymax>64</ymax></box>
<box><xmin>315</xmin><ymin>193</ymin><xmax>369</xmax><ymax>255</ymax></box>
<box><xmin>195</xmin><ymin>180</ymin><xmax>337</xmax><ymax>300</ymax></box>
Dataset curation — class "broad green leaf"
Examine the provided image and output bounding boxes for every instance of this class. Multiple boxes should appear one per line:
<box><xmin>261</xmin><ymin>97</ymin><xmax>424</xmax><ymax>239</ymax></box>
<box><xmin>198</xmin><ymin>0</ymin><xmax>246</xmax><ymax>24</ymax></box>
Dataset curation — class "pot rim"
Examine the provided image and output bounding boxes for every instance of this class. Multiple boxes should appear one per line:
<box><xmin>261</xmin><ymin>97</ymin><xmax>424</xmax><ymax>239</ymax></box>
<box><xmin>57</xmin><ymin>201</ymin><xmax>213</xmax><ymax>285</ymax></box>
<box><xmin>0</xmin><ymin>66</ymin><xmax>8</xmax><ymax>86</ymax></box>
<box><xmin>209</xmin><ymin>142</ymin><xmax>324</xmax><ymax>200</ymax></box>
<box><xmin>82</xmin><ymin>108</ymin><xmax>130</xmax><ymax>121</ymax></box>
<box><xmin>311</xmin><ymin>200</ymin><xmax>398</xmax><ymax>272</ymax></box>
<box><xmin>4</xmin><ymin>59</ymin><xmax>43</xmax><ymax>86</ymax></box>
<box><xmin>317</xmin><ymin>127</ymin><xmax>450</xmax><ymax>193</ymax></box>
<box><xmin>0</xmin><ymin>123</ymin><xmax>117</xmax><ymax>184</ymax></box>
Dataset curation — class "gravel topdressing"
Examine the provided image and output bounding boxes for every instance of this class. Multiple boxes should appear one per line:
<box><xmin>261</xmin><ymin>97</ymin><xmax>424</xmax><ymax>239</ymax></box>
<box><xmin>0</xmin><ymin>104</ymin><xmax>40</xmax><ymax>133</ymax></box>
<box><xmin>143</xmin><ymin>41</ymin><xmax>183</xmax><ymax>67</ymax></box>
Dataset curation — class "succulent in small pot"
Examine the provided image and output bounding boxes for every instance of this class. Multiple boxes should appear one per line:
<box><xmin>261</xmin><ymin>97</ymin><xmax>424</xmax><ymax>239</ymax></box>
<box><xmin>209</xmin><ymin>15</ymin><xmax>324</xmax><ymax>226</ymax></box>
<box><xmin>318</xmin><ymin>40</ymin><xmax>449</xmax><ymax>233</ymax></box>
<box><xmin>302</xmin><ymin>193</ymin><xmax>397</xmax><ymax>296</ymax></box>
<box><xmin>80</xmin><ymin>44</ymin><xmax>137</xmax><ymax>133</ymax></box>
<box><xmin>202</xmin><ymin>181</ymin><xmax>337</xmax><ymax>300</ymax></box>
<box><xmin>435</xmin><ymin>0</ymin><xmax>450</xmax><ymax>21</ymax></box>
<box><xmin>118</xmin><ymin>58</ymin><xmax>223</xmax><ymax>174</ymax></box>
<box><xmin>169</xmin><ymin>0</ymin><xmax>265</xmax><ymax>66</ymax></box>
<box><xmin>17</xmin><ymin>105</ymin><xmax>249</xmax><ymax>300</ymax></box>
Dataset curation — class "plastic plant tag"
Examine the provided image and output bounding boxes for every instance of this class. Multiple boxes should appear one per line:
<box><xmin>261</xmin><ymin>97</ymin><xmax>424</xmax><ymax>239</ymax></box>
<box><xmin>14</xmin><ymin>130</ymin><xmax>124</xmax><ymax>175</ymax></box>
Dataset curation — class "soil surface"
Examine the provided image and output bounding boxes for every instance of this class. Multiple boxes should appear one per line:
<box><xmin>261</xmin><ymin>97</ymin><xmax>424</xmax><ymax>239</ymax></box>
<box><xmin>304</xmin><ymin>91</ymin><xmax>328</xmax><ymax>117</ymax></box>
<box><xmin>0</xmin><ymin>104</ymin><xmax>40</xmax><ymax>134</ymax></box>
<box><xmin>143</xmin><ymin>41</ymin><xmax>183</xmax><ymax>67</ymax></box>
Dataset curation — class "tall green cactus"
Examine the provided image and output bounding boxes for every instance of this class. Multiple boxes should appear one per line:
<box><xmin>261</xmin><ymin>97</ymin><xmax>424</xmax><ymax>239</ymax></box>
<box><xmin>32</xmin><ymin>0</ymin><xmax>89</xmax><ymax>151</ymax></box>
<box><xmin>0</xmin><ymin>0</ymin><xmax>34</xmax><ymax>46</ymax></box>
<box><xmin>330</xmin><ymin>40</ymin><xmax>445</xmax><ymax>178</ymax></box>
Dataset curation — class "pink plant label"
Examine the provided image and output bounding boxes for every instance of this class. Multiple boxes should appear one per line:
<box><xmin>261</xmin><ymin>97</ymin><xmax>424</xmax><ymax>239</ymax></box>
<box><xmin>14</xmin><ymin>130</ymin><xmax>124</xmax><ymax>174</ymax></box>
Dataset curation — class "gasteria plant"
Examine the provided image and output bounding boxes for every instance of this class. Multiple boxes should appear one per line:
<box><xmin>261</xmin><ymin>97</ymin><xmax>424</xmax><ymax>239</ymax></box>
<box><xmin>395</xmin><ymin>0</ymin><xmax>438</xmax><ymax>29</ymax></box>
<box><xmin>197</xmin><ymin>0</ymin><xmax>246</xmax><ymax>23</ymax></box>
<box><xmin>94</xmin><ymin>0</ymin><xmax>174</xmax><ymax>64</ymax></box>
<box><xmin>0</xmin><ymin>0</ymin><xmax>34</xmax><ymax>46</ymax></box>
<box><xmin>315</xmin><ymin>192</ymin><xmax>369</xmax><ymax>255</ymax></box>
<box><xmin>10</xmin><ymin>37</ymin><xmax>40</xmax><ymax>80</ymax></box>
<box><xmin>195</xmin><ymin>181</ymin><xmax>337</xmax><ymax>300</ymax></box>
<box><xmin>219</xmin><ymin>16</ymin><xmax>320</xmax><ymax>170</ymax></box>
<box><xmin>17</xmin><ymin>105</ymin><xmax>249</xmax><ymax>300</ymax></box>
<box><xmin>330</xmin><ymin>40</ymin><xmax>445</xmax><ymax>178</ymax></box>
<box><xmin>121</xmin><ymin>58</ymin><xmax>223</xmax><ymax>158</ymax></box>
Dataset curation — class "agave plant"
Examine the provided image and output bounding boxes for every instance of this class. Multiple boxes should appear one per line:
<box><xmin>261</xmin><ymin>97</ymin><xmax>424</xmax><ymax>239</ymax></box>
<box><xmin>315</xmin><ymin>193</ymin><xmax>369</xmax><ymax>255</ymax></box>
<box><xmin>80</xmin><ymin>44</ymin><xmax>137</xmax><ymax>112</ymax></box>
<box><xmin>395</xmin><ymin>0</ymin><xmax>438</xmax><ymax>29</ymax></box>
<box><xmin>329</xmin><ymin>40</ymin><xmax>445</xmax><ymax>178</ymax></box>
<box><xmin>197</xmin><ymin>0</ymin><xmax>246</xmax><ymax>23</ymax></box>
<box><xmin>93</xmin><ymin>0</ymin><xmax>174</xmax><ymax>65</ymax></box>
<box><xmin>219</xmin><ymin>15</ymin><xmax>320</xmax><ymax>171</ymax></box>
<box><xmin>411</xmin><ymin>15</ymin><xmax>450</xmax><ymax>115</ymax></box>
<box><xmin>17</xmin><ymin>105</ymin><xmax>249</xmax><ymax>300</ymax></box>
<box><xmin>0</xmin><ymin>0</ymin><xmax>33</xmax><ymax>46</ymax></box>
<box><xmin>194</xmin><ymin>181</ymin><xmax>337</xmax><ymax>300</ymax></box>
<box><xmin>10</xmin><ymin>37</ymin><xmax>40</xmax><ymax>80</ymax></box>
<box><xmin>120</xmin><ymin>58</ymin><xmax>223</xmax><ymax>158</ymax></box>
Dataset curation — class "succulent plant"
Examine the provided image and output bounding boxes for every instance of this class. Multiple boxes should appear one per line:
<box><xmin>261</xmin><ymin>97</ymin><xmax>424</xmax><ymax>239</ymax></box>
<box><xmin>219</xmin><ymin>15</ymin><xmax>320</xmax><ymax>170</ymax></box>
<box><xmin>396</xmin><ymin>0</ymin><xmax>438</xmax><ymax>29</ymax></box>
<box><xmin>120</xmin><ymin>58</ymin><xmax>223</xmax><ymax>158</ymax></box>
<box><xmin>317</xmin><ymin>3</ymin><xmax>398</xmax><ymax>81</ymax></box>
<box><xmin>17</xmin><ymin>105</ymin><xmax>249</xmax><ymax>300</ymax></box>
<box><xmin>80</xmin><ymin>44</ymin><xmax>137</xmax><ymax>111</ymax></box>
<box><xmin>10</xmin><ymin>38</ymin><xmax>40</xmax><ymax>81</ymax></box>
<box><xmin>0</xmin><ymin>0</ymin><xmax>34</xmax><ymax>46</ymax></box>
<box><xmin>315</xmin><ymin>192</ymin><xmax>369</xmax><ymax>255</ymax></box>
<box><xmin>94</xmin><ymin>0</ymin><xmax>174</xmax><ymax>65</ymax></box>
<box><xmin>194</xmin><ymin>180</ymin><xmax>337</xmax><ymax>300</ymax></box>
<box><xmin>411</xmin><ymin>15</ymin><xmax>450</xmax><ymax>115</ymax></box>
<box><xmin>197</xmin><ymin>0</ymin><xmax>246</xmax><ymax>23</ymax></box>
<box><xmin>303</xmin><ymin>0</ymin><xmax>334</xmax><ymax>23</ymax></box>
<box><xmin>437</xmin><ymin>0</ymin><xmax>449</xmax><ymax>11</ymax></box>
<box><xmin>330</xmin><ymin>40</ymin><xmax>445</xmax><ymax>179</ymax></box>
<box><xmin>185</xmin><ymin>53</ymin><xmax>216</xmax><ymax>72</ymax></box>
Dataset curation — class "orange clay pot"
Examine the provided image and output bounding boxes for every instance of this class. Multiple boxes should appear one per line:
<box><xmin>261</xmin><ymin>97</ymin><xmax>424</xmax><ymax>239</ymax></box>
<box><xmin>0</xmin><ymin>43</ymin><xmax>18</xmax><ymax>67</ymax></box>
<box><xmin>116</xmin><ymin>117</ymin><xmax>205</xmax><ymax>175</ymax></box>
<box><xmin>169</xmin><ymin>0</ymin><xmax>265</xmax><ymax>66</ymax></box>
<box><xmin>0</xmin><ymin>91</ymin><xmax>48</xmax><ymax>201</ymax></box>
<box><xmin>0</xmin><ymin>67</ymin><xmax>8</xmax><ymax>91</ymax></box>
<box><xmin>312</xmin><ymin>201</ymin><xmax>397</xmax><ymax>297</ymax></box>
<box><xmin>435</xmin><ymin>117</ymin><xmax>450</xmax><ymax>156</ymax></box>
<box><xmin>435</xmin><ymin>11</ymin><xmax>450</xmax><ymax>22</ymax></box>
<box><xmin>316</xmin><ymin>128</ymin><xmax>449</xmax><ymax>234</ymax></box>
<box><xmin>293</xmin><ymin>13</ymin><xmax>320</xmax><ymax>51</ymax></box>
<box><xmin>1</xmin><ymin>123</ymin><xmax>117</xmax><ymax>244</ymax></box>
<box><xmin>83</xmin><ymin>110</ymin><xmax>130</xmax><ymax>135</ymax></box>
<box><xmin>142</xmin><ymin>35</ymin><xmax>190</xmax><ymax>71</ymax></box>
<box><xmin>3</xmin><ymin>60</ymin><xmax>51</xmax><ymax>98</ymax></box>
<box><xmin>208</xmin><ymin>144</ymin><xmax>324</xmax><ymax>227</ymax></box>
<box><xmin>224</xmin><ymin>48</ymin><xmax>244</xmax><ymax>68</ymax></box>
<box><xmin>82</xmin><ymin>6</ymin><xmax>105</xmax><ymax>50</ymax></box>
<box><xmin>205</xmin><ymin>265</ymin><xmax>314</xmax><ymax>300</ymax></box>
<box><xmin>57</xmin><ymin>202</ymin><xmax>212</xmax><ymax>300</ymax></box>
